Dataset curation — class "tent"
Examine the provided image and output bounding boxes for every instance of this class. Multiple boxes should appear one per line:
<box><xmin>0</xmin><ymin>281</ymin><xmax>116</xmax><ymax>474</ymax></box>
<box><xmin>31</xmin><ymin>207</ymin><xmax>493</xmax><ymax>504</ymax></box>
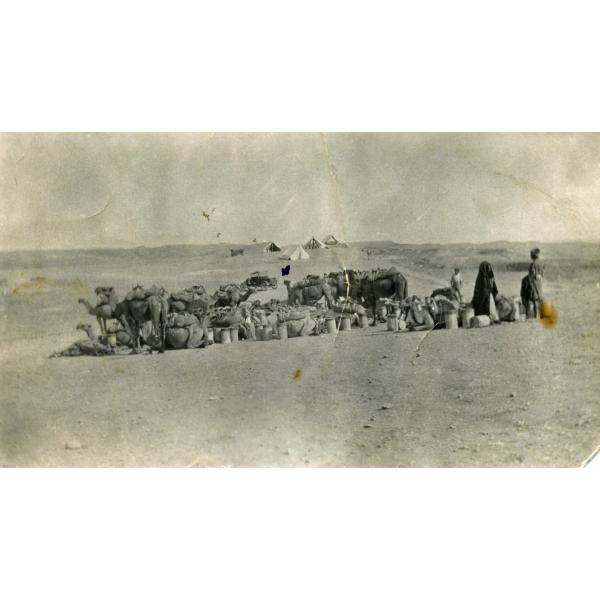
<box><xmin>263</xmin><ymin>241</ymin><xmax>281</xmax><ymax>252</ymax></box>
<box><xmin>322</xmin><ymin>234</ymin><xmax>349</xmax><ymax>247</ymax></box>
<box><xmin>304</xmin><ymin>236</ymin><xmax>326</xmax><ymax>250</ymax></box>
<box><xmin>280</xmin><ymin>245</ymin><xmax>310</xmax><ymax>261</ymax></box>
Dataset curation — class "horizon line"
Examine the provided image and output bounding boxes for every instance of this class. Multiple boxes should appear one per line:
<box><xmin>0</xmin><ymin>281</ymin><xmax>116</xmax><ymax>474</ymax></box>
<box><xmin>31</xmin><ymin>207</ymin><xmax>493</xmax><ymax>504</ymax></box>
<box><xmin>2</xmin><ymin>238</ymin><xmax>600</xmax><ymax>254</ymax></box>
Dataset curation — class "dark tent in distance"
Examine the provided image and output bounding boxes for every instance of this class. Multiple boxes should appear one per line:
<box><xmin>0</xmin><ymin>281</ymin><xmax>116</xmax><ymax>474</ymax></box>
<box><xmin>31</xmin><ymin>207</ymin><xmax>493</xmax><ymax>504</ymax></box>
<box><xmin>304</xmin><ymin>236</ymin><xmax>326</xmax><ymax>250</ymax></box>
<box><xmin>263</xmin><ymin>241</ymin><xmax>281</xmax><ymax>252</ymax></box>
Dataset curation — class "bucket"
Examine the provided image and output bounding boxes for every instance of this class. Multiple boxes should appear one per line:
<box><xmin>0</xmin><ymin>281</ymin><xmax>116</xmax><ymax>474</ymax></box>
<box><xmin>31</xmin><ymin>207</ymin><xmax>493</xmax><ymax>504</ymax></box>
<box><xmin>339</xmin><ymin>316</ymin><xmax>352</xmax><ymax>331</ymax></box>
<box><xmin>511</xmin><ymin>299</ymin><xmax>521</xmax><ymax>321</ymax></box>
<box><xmin>387</xmin><ymin>315</ymin><xmax>398</xmax><ymax>331</ymax></box>
<box><xmin>277</xmin><ymin>323</ymin><xmax>288</xmax><ymax>340</ymax></box>
<box><xmin>262</xmin><ymin>326</ymin><xmax>273</xmax><ymax>341</ymax></box>
<box><xmin>255</xmin><ymin>325</ymin><xmax>264</xmax><ymax>341</ymax></box>
<box><xmin>460</xmin><ymin>307</ymin><xmax>474</xmax><ymax>329</ymax></box>
<box><xmin>206</xmin><ymin>328</ymin><xmax>214</xmax><ymax>343</ymax></box>
<box><xmin>326</xmin><ymin>318</ymin><xmax>337</xmax><ymax>334</ymax></box>
<box><xmin>220</xmin><ymin>328</ymin><xmax>231</xmax><ymax>343</ymax></box>
<box><xmin>213</xmin><ymin>327</ymin><xmax>222</xmax><ymax>343</ymax></box>
<box><xmin>398</xmin><ymin>318</ymin><xmax>407</xmax><ymax>331</ymax></box>
<box><xmin>359</xmin><ymin>314</ymin><xmax>369</xmax><ymax>328</ymax></box>
<box><xmin>444</xmin><ymin>310</ymin><xmax>458</xmax><ymax>329</ymax></box>
<box><xmin>230</xmin><ymin>326</ymin><xmax>239</xmax><ymax>342</ymax></box>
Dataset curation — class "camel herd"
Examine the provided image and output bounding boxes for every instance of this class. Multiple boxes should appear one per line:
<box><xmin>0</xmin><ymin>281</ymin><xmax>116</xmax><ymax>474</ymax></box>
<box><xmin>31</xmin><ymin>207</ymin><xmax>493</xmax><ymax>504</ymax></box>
<box><xmin>52</xmin><ymin>265</ymin><xmax>525</xmax><ymax>358</ymax></box>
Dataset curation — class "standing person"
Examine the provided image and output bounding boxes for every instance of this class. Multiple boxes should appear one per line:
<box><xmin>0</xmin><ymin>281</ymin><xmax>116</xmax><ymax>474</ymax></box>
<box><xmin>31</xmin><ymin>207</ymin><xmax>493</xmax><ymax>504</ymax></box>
<box><xmin>472</xmin><ymin>261</ymin><xmax>500</xmax><ymax>322</ymax></box>
<box><xmin>450</xmin><ymin>267</ymin><xmax>463</xmax><ymax>303</ymax></box>
<box><xmin>527</xmin><ymin>247</ymin><xmax>544</xmax><ymax>317</ymax></box>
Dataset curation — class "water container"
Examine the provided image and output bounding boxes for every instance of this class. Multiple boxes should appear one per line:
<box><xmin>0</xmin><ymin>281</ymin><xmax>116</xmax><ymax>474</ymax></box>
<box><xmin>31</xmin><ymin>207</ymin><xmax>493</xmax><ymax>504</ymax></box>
<box><xmin>339</xmin><ymin>316</ymin><xmax>352</xmax><ymax>331</ymax></box>
<box><xmin>359</xmin><ymin>314</ymin><xmax>369</xmax><ymax>328</ymax></box>
<box><xmin>460</xmin><ymin>307</ymin><xmax>474</xmax><ymax>329</ymax></box>
<box><xmin>326</xmin><ymin>318</ymin><xmax>337</xmax><ymax>334</ymax></box>
<box><xmin>106</xmin><ymin>333</ymin><xmax>117</xmax><ymax>348</ymax></box>
<box><xmin>445</xmin><ymin>310</ymin><xmax>458</xmax><ymax>329</ymax></box>
<box><xmin>262</xmin><ymin>326</ymin><xmax>272</xmax><ymax>341</ymax></box>
<box><xmin>398</xmin><ymin>318</ymin><xmax>407</xmax><ymax>331</ymax></box>
<box><xmin>206</xmin><ymin>328</ymin><xmax>214</xmax><ymax>343</ymax></box>
<box><xmin>220</xmin><ymin>328</ymin><xmax>231</xmax><ymax>343</ymax></box>
<box><xmin>277</xmin><ymin>323</ymin><xmax>288</xmax><ymax>340</ymax></box>
<box><xmin>213</xmin><ymin>327</ymin><xmax>222</xmax><ymax>343</ymax></box>
<box><xmin>255</xmin><ymin>325</ymin><xmax>264</xmax><ymax>341</ymax></box>
<box><xmin>230</xmin><ymin>326</ymin><xmax>239</xmax><ymax>342</ymax></box>
<box><xmin>387</xmin><ymin>315</ymin><xmax>398</xmax><ymax>331</ymax></box>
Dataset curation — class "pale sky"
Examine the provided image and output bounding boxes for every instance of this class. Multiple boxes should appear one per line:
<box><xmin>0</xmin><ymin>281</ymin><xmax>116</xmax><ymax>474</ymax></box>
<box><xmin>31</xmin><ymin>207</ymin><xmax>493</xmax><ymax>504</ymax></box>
<box><xmin>1</xmin><ymin>133</ymin><xmax>599</xmax><ymax>251</ymax></box>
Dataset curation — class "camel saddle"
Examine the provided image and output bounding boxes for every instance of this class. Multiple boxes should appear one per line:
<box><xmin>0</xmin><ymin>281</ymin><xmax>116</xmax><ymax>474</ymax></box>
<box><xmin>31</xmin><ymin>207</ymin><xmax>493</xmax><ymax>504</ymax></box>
<box><xmin>125</xmin><ymin>285</ymin><xmax>162</xmax><ymax>301</ymax></box>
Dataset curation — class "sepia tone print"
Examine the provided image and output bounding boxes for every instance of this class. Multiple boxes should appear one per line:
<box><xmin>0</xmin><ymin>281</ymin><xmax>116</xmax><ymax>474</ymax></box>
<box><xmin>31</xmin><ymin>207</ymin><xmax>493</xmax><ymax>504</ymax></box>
<box><xmin>1</xmin><ymin>133</ymin><xmax>599</xmax><ymax>467</ymax></box>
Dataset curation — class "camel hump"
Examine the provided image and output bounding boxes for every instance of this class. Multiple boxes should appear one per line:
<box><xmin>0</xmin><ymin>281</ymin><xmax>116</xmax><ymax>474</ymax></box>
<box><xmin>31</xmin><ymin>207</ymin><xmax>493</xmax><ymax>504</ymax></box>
<box><xmin>171</xmin><ymin>290</ymin><xmax>194</xmax><ymax>303</ymax></box>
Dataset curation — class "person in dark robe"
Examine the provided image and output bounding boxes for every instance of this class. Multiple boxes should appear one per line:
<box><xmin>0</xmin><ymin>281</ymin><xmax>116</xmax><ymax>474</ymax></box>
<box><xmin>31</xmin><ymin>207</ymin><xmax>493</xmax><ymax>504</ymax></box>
<box><xmin>471</xmin><ymin>261</ymin><xmax>499</xmax><ymax>319</ymax></box>
<box><xmin>527</xmin><ymin>247</ymin><xmax>544</xmax><ymax>317</ymax></box>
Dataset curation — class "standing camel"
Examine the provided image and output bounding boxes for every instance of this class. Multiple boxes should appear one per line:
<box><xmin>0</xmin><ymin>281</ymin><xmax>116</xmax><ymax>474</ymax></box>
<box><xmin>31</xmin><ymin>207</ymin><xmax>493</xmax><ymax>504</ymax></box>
<box><xmin>122</xmin><ymin>286</ymin><xmax>169</xmax><ymax>354</ymax></box>
<box><xmin>79</xmin><ymin>287</ymin><xmax>131</xmax><ymax>334</ymax></box>
<box><xmin>283</xmin><ymin>280</ymin><xmax>335</xmax><ymax>308</ymax></box>
<box><xmin>350</xmin><ymin>268</ymin><xmax>408</xmax><ymax>326</ymax></box>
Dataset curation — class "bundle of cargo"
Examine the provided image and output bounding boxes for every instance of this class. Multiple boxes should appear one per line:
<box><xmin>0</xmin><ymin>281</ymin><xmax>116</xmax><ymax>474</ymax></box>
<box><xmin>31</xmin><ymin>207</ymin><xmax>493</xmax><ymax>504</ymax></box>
<box><xmin>125</xmin><ymin>284</ymin><xmax>165</xmax><ymax>301</ymax></box>
<box><xmin>169</xmin><ymin>286</ymin><xmax>208</xmax><ymax>313</ymax></box>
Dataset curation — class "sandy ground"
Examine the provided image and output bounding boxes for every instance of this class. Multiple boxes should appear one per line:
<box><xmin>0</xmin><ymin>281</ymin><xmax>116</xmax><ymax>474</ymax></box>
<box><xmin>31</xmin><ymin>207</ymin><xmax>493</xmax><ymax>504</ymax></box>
<box><xmin>1</xmin><ymin>245</ymin><xmax>599</xmax><ymax>467</ymax></box>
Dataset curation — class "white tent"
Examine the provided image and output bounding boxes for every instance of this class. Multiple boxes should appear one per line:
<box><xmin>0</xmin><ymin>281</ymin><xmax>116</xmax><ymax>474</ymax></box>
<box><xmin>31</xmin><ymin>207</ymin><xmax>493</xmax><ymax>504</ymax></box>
<box><xmin>263</xmin><ymin>241</ymin><xmax>281</xmax><ymax>252</ymax></box>
<box><xmin>280</xmin><ymin>245</ymin><xmax>310</xmax><ymax>260</ymax></box>
<box><xmin>304</xmin><ymin>236</ymin><xmax>326</xmax><ymax>250</ymax></box>
<box><xmin>322</xmin><ymin>234</ymin><xmax>349</xmax><ymax>247</ymax></box>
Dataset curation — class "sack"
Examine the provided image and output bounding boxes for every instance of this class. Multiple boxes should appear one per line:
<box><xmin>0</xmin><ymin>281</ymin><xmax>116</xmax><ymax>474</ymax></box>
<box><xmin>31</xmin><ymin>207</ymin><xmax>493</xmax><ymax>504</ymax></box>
<box><xmin>472</xmin><ymin>315</ymin><xmax>491</xmax><ymax>328</ymax></box>
<box><xmin>168</xmin><ymin>313</ymin><xmax>199</xmax><ymax>328</ymax></box>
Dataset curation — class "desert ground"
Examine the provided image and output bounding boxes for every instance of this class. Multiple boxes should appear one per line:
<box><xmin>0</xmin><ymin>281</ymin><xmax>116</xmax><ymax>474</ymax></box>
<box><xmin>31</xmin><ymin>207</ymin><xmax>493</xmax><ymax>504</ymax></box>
<box><xmin>1</xmin><ymin>241</ymin><xmax>599</xmax><ymax>467</ymax></box>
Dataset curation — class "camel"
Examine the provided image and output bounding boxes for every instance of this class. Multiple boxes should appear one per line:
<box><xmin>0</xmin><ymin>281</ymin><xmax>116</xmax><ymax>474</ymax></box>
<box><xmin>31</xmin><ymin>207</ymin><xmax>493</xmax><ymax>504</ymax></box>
<box><xmin>349</xmin><ymin>268</ymin><xmax>408</xmax><ymax>326</ymax></box>
<box><xmin>211</xmin><ymin>285</ymin><xmax>255</xmax><ymax>308</ymax></box>
<box><xmin>325</xmin><ymin>270</ymin><xmax>358</xmax><ymax>300</ymax></box>
<box><xmin>165</xmin><ymin>313</ymin><xmax>211</xmax><ymax>349</ymax></box>
<box><xmin>283</xmin><ymin>280</ymin><xmax>335</xmax><ymax>309</ymax></box>
<box><xmin>50</xmin><ymin>324</ymin><xmax>114</xmax><ymax>357</ymax></box>
<box><xmin>78</xmin><ymin>287</ymin><xmax>131</xmax><ymax>334</ymax></box>
<box><xmin>122</xmin><ymin>285</ymin><xmax>169</xmax><ymax>354</ymax></box>
<box><xmin>284</xmin><ymin>314</ymin><xmax>321</xmax><ymax>337</ymax></box>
